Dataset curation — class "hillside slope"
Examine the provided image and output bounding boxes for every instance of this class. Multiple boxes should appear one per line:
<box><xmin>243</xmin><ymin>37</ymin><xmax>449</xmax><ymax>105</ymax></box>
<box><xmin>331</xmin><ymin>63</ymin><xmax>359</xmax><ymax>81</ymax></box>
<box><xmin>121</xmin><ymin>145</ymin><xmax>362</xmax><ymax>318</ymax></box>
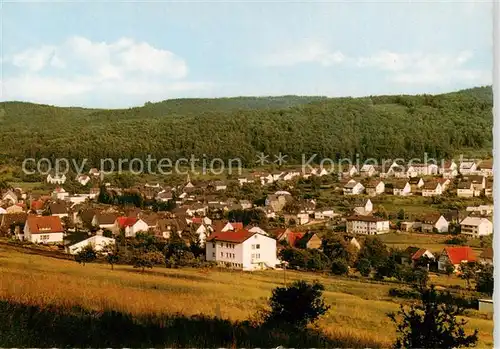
<box><xmin>0</xmin><ymin>87</ymin><xmax>492</xmax><ymax>167</ymax></box>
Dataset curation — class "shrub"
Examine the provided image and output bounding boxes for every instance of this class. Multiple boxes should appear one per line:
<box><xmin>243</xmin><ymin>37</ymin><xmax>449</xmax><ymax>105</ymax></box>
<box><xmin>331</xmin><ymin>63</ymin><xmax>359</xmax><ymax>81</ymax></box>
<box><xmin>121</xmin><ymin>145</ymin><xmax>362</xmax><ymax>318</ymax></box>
<box><xmin>388</xmin><ymin>287</ymin><xmax>420</xmax><ymax>300</ymax></box>
<box><xmin>263</xmin><ymin>280</ymin><xmax>330</xmax><ymax>330</ymax></box>
<box><xmin>330</xmin><ymin>258</ymin><xmax>349</xmax><ymax>276</ymax></box>
<box><xmin>388</xmin><ymin>285</ymin><xmax>478</xmax><ymax>348</ymax></box>
<box><xmin>356</xmin><ymin>258</ymin><xmax>372</xmax><ymax>277</ymax></box>
<box><xmin>74</xmin><ymin>244</ymin><xmax>97</xmax><ymax>266</ymax></box>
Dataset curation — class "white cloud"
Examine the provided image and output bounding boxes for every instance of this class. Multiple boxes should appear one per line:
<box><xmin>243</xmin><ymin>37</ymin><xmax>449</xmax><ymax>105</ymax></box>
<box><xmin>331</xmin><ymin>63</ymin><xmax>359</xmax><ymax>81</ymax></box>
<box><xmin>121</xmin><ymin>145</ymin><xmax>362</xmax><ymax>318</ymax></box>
<box><xmin>10</xmin><ymin>45</ymin><xmax>63</xmax><ymax>72</ymax></box>
<box><xmin>260</xmin><ymin>40</ymin><xmax>345</xmax><ymax>67</ymax></box>
<box><xmin>357</xmin><ymin>50</ymin><xmax>491</xmax><ymax>86</ymax></box>
<box><xmin>2</xmin><ymin>36</ymin><xmax>210</xmax><ymax>106</ymax></box>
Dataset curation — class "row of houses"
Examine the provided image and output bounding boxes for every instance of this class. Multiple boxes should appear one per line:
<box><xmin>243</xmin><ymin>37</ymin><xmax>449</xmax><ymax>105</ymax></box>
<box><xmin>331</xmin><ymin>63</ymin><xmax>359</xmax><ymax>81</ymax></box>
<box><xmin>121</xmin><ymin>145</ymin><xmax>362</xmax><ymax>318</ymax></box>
<box><xmin>402</xmin><ymin>245</ymin><xmax>492</xmax><ymax>273</ymax></box>
<box><xmin>42</xmin><ymin>159</ymin><xmax>492</xmax><ymax>190</ymax></box>
<box><xmin>341</xmin><ymin>175</ymin><xmax>492</xmax><ymax>197</ymax></box>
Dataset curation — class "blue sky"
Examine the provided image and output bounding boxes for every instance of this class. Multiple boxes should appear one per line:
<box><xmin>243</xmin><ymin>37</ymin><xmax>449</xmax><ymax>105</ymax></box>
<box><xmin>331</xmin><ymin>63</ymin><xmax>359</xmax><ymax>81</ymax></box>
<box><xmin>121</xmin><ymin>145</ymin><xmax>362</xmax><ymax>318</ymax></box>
<box><xmin>0</xmin><ymin>0</ymin><xmax>494</xmax><ymax>108</ymax></box>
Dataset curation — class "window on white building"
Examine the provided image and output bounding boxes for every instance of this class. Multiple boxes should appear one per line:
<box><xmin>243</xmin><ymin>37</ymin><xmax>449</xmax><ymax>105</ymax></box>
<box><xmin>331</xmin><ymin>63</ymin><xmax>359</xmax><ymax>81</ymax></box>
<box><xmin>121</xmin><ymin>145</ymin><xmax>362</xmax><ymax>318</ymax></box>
<box><xmin>212</xmin><ymin>252</ymin><xmax>215</xmax><ymax>257</ymax></box>
<box><xmin>256</xmin><ymin>244</ymin><xmax>260</xmax><ymax>249</ymax></box>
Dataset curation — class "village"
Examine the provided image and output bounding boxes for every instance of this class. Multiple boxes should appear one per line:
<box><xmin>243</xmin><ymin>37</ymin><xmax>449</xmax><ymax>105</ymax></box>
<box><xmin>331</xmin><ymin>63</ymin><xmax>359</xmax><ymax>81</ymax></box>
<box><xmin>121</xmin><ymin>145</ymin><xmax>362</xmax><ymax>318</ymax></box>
<box><xmin>0</xmin><ymin>158</ymin><xmax>493</xmax><ymax>282</ymax></box>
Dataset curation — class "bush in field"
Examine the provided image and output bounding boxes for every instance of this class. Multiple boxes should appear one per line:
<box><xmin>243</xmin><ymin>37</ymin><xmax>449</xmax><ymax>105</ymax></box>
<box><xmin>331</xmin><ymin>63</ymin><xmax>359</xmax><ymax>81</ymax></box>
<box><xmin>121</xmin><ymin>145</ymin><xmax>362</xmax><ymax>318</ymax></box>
<box><xmin>475</xmin><ymin>264</ymin><xmax>493</xmax><ymax>296</ymax></box>
<box><xmin>263</xmin><ymin>280</ymin><xmax>330</xmax><ymax>330</ymax></box>
<box><xmin>306</xmin><ymin>249</ymin><xmax>331</xmax><ymax>271</ymax></box>
<box><xmin>279</xmin><ymin>247</ymin><xmax>308</xmax><ymax>269</ymax></box>
<box><xmin>132</xmin><ymin>250</ymin><xmax>166</xmax><ymax>272</ymax></box>
<box><xmin>356</xmin><ymin>258</ymin><xmax>372</xmax><ymax>277</ymax></box>
<box><xmin>330</xmin><ymin>258</ymin><xmax>349</xmax><ymax>276</ymax></box>
<box><xmin>444</xmin><ymin>236</ymin><xmax>467</xmax><ymax>246</ymax></box>
<box><xmin>388</xmin><ymin>285</ymin><xmax>478</xmax><ymax>349</ymax></box>
<box><xmin>75</xmin><ymin>244</ymin><xmax>97</xmax><ymax>266</ymax></box>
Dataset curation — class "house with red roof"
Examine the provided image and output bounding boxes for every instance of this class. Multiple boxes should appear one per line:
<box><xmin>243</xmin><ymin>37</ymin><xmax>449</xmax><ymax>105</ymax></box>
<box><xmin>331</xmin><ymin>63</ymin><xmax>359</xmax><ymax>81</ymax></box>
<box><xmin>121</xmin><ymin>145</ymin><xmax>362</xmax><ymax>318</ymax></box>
<box><xmin>23</xmin><ymin>215</ymin><xmax>64</xmax><ymax>244</ymax></box>
<box><xmin>206</xmin><ymin>229</ymin><xmax>279</xmax><ymax>271</ymax></box>
<box><xmin>30</xmin><ymin>199</ymin><xmax>45</xmax><ymax>214</ymax></box>
<box><xmin>112</xmin><ymin>216</ymin><xmax>149</xmax><ymax>237</ymax></box>
<box><xmin>401</xmin><ymin>246</ymin><xmax>435</xmax><ymax>268</ymax></box>
<box><xmin>276</xmin><ymin>230</ymin><xmax>304</xmax><ymax>247</ymax></box>
<box><xmin>438</xmin><ymin>246</ymin><xmax>477</xmax><ymax>273</ymax></box>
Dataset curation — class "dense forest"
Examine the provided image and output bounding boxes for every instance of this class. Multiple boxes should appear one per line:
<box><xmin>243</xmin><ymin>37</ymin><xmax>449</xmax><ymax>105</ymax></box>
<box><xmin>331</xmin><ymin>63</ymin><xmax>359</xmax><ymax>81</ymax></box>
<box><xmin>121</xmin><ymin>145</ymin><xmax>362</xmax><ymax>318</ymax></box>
<box><xmin>0</xmin><ymin>86</ymin><xmax>492</xmax><ymax>168</ymax></box>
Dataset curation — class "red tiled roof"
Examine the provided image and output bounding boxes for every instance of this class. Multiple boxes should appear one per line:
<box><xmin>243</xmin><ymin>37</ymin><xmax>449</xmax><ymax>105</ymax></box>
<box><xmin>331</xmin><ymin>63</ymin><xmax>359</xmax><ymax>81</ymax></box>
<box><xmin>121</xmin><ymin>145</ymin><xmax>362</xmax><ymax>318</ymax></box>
<box><xmin>26</xmin><ymin>215</ymin><xmax>63</xmax><ymax>234</ymax></box>
<box><xmin>271</xmin><ymin>228</ymin><xmax>286</xmax><ymax>238</ymax></box>
<box><xmin>412</xmin><ymin>248</ymin><xmax>429</xmax><ymax>260</ymax></box>
<box><xmin>191</xmin><ymin>217</ymin><xmax>202</xmax><ymax>224</ymax></box>
<box><xmin>444</xmin><ymin>246</ymin><xmax>476</xmax><ymax>265</ymax></box>
<box><xmin>116</xmin><ymin>216</ymin><xmax>139</xmax><ymax>228</ymax></box>
<box><xmin>286</xmin><ymin>232</ymin><xmax>305</xmax><ymax>247</ymax></box>
<box><xmin>30</xmin><ymin>200</ymin><xmax>44</xmax><ymax>211</ymax></box>
<box><xmin>228</xmin><ymin>222</ymin><xmax>243</xmax><ymax>230</ymax></box>
<box><xmin>207</xmin><ymin>229</ymin><xmax>254</xmax><ymax>243</ymax></box>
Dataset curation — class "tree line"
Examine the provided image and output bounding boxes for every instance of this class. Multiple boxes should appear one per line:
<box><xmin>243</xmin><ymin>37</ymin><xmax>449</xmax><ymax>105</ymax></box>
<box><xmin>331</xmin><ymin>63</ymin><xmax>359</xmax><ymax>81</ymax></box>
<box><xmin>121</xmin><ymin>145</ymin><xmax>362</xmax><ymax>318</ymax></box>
<box><xmin>0</xmin><ymin>86</ymin><xmax>492</xmax><ymax>167</ymax></box>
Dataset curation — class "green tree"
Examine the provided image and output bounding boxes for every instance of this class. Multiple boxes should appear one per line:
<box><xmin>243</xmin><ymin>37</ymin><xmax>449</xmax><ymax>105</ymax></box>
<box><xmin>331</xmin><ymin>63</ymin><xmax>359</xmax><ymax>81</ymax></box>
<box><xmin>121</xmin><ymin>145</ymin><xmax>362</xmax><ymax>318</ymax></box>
<box><xmin>397</xmin><ymin>209</ymin><xmax>405</xmax><ymax>220</ymax></box>
<box><xmin>279</xmin><ymin>247</ymin><xmax>308</xmax><ymax>269</ymax></box>
<box><xmin>97</xmin><ymin>185</ymin><xmax>112</xmax><ymax>204</ymax></box>
<box><xmin>388</xmin><ymin>285</ymin><xmax>478</xmax><ymax>349</ymax></box>
<box><xmin>112</xmin><ymin>173</ymin><xmax>136</xmax><ymax>189</ymax></box>
<box><xmin>263</xmin><ymin>280</ymin><xmax>330</xmax><ymax>330</ymax></box>
<box><xmin>459</xmin><ymin>262</ymin><xmax>477</xmax><ymax>289</ymax></box>
<box><xmin>356</xmin><ymin>258</ymin><xmax>372</xmax><ymax>277</ymax></box>
<box><xmin>306</xmin><ymin>249</ymin><xmax>331</xmax><ymax>271</ymax></box>
<box><xmin>358</xmin><ymin>236</ymin><xmax>389</xmax><ymax>269</ymax></box>
<box><xmin>475</xmin><ymin>264</ymin><xmax>493</xmax><ymax>296</ymax></box>
<box><xmin>321</xmin><ymin>235</ymin><xmax>357</xmax><ymax>266</ymax></box>
<box><xmin>101</xmin><ymin>242</ymin><xmax>119</xmax><ymax>270</ymax></box>
<box><xmin>444</xmin><ymin>262</ymin><xmax>455</xmax><ymax>276</ymax></box>
<box><xmin>131</xmin><ymin>250</ymin><xmax>166</xmax><ymax>272</ymax></box>
<box><xmin>75</xmin><ymin>244</ymin><xmax>97</xmax><ymax>266</ymax></box>
<box><xmin>331</xmin><ymin>258</ymin><xmax>349</xmax><ymax>275</ymax></box>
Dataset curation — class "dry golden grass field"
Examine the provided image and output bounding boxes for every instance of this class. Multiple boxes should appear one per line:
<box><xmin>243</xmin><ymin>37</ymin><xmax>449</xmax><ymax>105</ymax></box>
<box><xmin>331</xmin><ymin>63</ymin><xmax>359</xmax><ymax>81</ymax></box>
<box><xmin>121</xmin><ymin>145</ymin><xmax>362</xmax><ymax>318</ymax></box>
<box><xmin>0</xmin><ymin>246</ymin><xmax>493</xmax><ymax>348</ymax></box>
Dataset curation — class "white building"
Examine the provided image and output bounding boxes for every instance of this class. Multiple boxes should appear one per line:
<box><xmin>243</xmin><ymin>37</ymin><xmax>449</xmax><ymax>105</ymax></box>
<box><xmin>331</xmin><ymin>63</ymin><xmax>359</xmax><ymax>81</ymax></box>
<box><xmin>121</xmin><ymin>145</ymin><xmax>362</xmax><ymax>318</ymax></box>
<box><xmin>457</xmin><ymin>181</ymin><xmax>474</xmax><ymax>197</ymax></box>
<box><xmin>52</xmin><ymin>187</ymin><xmax>69</xmax><ymax>200</ymax></box>
<box><xmin>92</xmin><ymin>213</ymin><xmax>118</xmax><ymax>230</ymax></box>
<box><xmin>47</xmin><ymin>174</ymin><xmax>67</xmax><ymax>184</ymax></box>
<box><xmin>359</xmin><ymin>164</ymin><xmax>376</xmax><ymax>177</ymax></box>
<box><xmin>114</xmin><ymin>217</ymin><xmax>150</xmax><ymax>237</ymax></box>
<box><xmin>460</xmin><ymin>217</ymin><xmax>493</xmax><ymax>238</ymax></box>
<box><xmin>459</xmin><ymin>161</ymin><xmax>477</xmax><ymax>175</ymax></box>
<box><xmin>2</xmin><ymin>190</ymin><xmax>18</xmax><ymax>205</ymax></box>
<box><xmin>407</xmin><ymin>164</ymin><xmax>439</xmax><ymax>177</ymax></box>
<box><xmin>206</xmin><ymin>230</ymin><xmax>279</xmax><ymax>271</ymax></box>
<box><xmin>421</xmin><ymin>214</ymin><xmax>449</xmax><ymax>233</ymax></box>
<box><xmin>346</xmin><ymin>215</ymin><xmax>390</xmax><ymax>235</ymax></box>
<box><xmin>365</xmin><ymin>180</ymin><xmax>385</xmax><ymax>196</ymax></box>
<box><xmin>23</xmin><ymin>215</ymin><xmax>64</xmax><ymax>244</ymax></box>
<box><xmin>393</xmin><ymin>181</ymin><xmax>412</xmax><ymax>196</ymax></box>
<box><xmin>466</xmin><ymin>205</ymin><xmax>494</xmax><ymax>216</ymax></box>
<box><xmin>353</xmin><ymin>199</ymin><xmax>373</xmax><ymax>216</ymax></box>
<box><xmin>421</xmin><ymin>182</ymin><xmax>443</xmax><ymax>197</ymax></box>
<box><xmin>67</xmin><ymin>235</ymin><xmax>115</xmax><ymax>255</ymax></box>
<box><xmin>76</xmin><ymin>175</ymin><xmax>91</xmax><ymax>186</ymax></box>
<box><xmin>343</xmin><ymin>180</ymin><xmax>364</xmax><ymax>195</ymax></box>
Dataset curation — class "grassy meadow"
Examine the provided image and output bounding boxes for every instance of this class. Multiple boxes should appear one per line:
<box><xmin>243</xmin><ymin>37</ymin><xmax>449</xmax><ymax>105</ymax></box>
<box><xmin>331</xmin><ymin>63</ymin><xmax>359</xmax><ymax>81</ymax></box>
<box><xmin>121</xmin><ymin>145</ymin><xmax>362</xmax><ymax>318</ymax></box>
<box><xmin>0</xmin><ymin>246</ymin><xmax>492</xmax><ymax>348</ymax></box>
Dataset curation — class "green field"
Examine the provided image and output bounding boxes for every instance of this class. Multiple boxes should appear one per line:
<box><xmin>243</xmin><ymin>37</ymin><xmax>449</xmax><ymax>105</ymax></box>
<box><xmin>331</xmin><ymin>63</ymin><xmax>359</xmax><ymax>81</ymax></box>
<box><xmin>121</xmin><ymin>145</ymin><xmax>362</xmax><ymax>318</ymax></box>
<box><xmin>0</xmin><ymin>246</ymin><xmax>492</xmax><ymax>347</ymax></box>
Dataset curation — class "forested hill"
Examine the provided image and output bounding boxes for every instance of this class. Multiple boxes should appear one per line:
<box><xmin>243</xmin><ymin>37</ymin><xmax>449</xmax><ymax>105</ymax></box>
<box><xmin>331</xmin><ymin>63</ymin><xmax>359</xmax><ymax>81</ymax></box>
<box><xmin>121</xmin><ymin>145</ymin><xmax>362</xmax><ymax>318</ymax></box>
<box><xmin>0</xmin><ymin>86</ymin><xmax>492</xmax><ymax>167</ymax></box>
